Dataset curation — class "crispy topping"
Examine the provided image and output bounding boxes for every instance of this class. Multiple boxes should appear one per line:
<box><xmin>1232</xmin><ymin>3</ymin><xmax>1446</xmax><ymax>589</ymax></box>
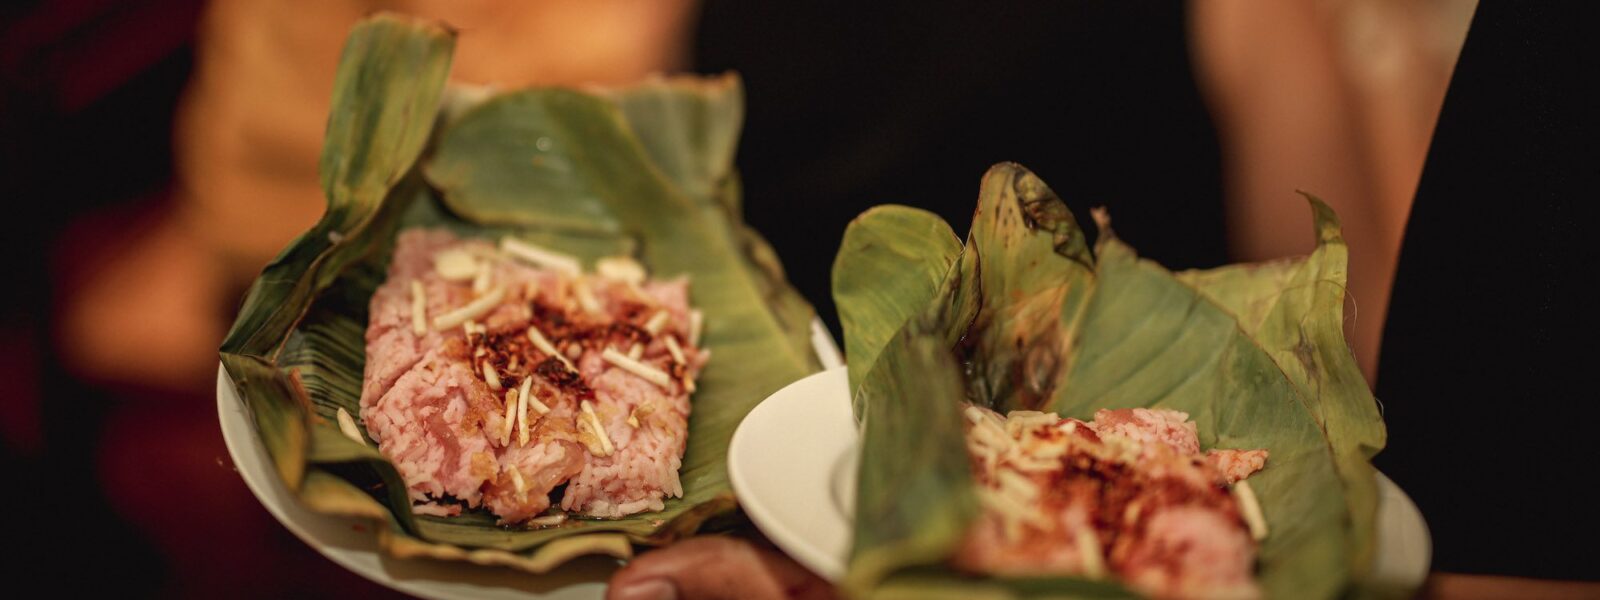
<box><xmin>471</xmin><ymin>260</ymin><xmax>493</xmax><ymax>295</ymax></box>
<box><xmin>335</xmin><ymin>407</ymin><xmax>366</xmax><ymax>446</ymax></box>
<box><xmin>631</xmin><ymin>402</ymin><xmax>656</xmax><ymax>427</ymax></box>
<box><xmin>482</xmin><ymin>361</ymin><xmax>502</xmax><ymax>391</ymax></box>
<box><xmin>500</xmin><ymin>388</ymin><xmax>516</xmax><ymax>446</ymax></box>
<box><xmin>996</xmin><ymin>470</ymin><xmax>1040</xmax><ymax>502</ymax></box>
<box><xmin>628</xmin><ymin>343</ymin><xmax>644</xmax><ymax>360</ymax></box>
<box><xmin>513</xmin><ymin>386</ymin><xmax>529</xmax><ymax>447</ymax></box>
<box><xmin>688</xmin><ymin>310</ymin><xmax>704</xmax><ymax>346</ymax></box>
<box><xmin>527</xmin><ymin>325</ymin><xmax>576</xmax><ymax>372</ymax></box>
<box><xmin>1232</xmin><ymin>480</ymin><xmax>1268</xmax><ymax>541</ymax></box>
<box><xmin>433</xmin><ymin>248</ymin><xmax>479</xmax><ymax>280</ymax></box>
<box><xmin>573</xmin><ymin>278</ymin><xmax>603</xmax><ymax>315</ymax></box>
<box><xmin>409</xmin><ymin>280</ymin><xmax>428</xmax><ymax>336</ymax></box>
<box><xmin>528</xmin><ymin>514</ymin><xmax>567</xmax><ymax>527</ymax></box>
<box><xmin>663</xmin><ymin>335</ymin><xmax>686</xmax><ymax>365</ymax></box>
<box><xmin>602</xmin><ymin>348</ymin><xmax>673</xmax><ymax>389</ymax></box>
<box><xmin>643</xmin><ymin>310</ymin><xmax>670</xmax><ymax>335</ymax></box>
<box><xmin>411</xmin><ymin>503</ymin><xmax>457</xmax><ymax>517</ymax></box>
<box><xmin>966</xmin><ymin>412</ymin><xmax>1012</xmax><ymax>454</ymax></box>
<box><xmin>432</xmin><ymin>286</ymin><xmax>506</xmax><ymax>330</ymax></box>
<box><xmin>1075</xmin><ymin>530</ymin><xmax>1106</xmax><ymax>579</ymax></box>
<box><xmin>509</xmin><ymin>467</ymin><xmax>528</xmax><ymax>495</ymax></box>
<box><xmin>960</xmin><ymin>404</ymin><xmax>1268</xmax><ymax>592</ymax></box>
<box><xmin>499</xmin><ymin>236</ymin><xmax>581</xmax><ymax>276</ymax></box>
<box><xmin>608</xmin><ymin>322</ymin><xmax>650</xmax><ymax>346</ymax></box>
<box><xmin>527</xmin><ymin>393</ymin><xmax>551</xmax><ymax>416</ymax></box>
<box><xmin>1005</xmin><ymin>411</ymin><xmax>1056</xmax><ymax>437</ymax></box>
<box><xmin>977</xmin><ymin>486</ymin><xmax>1049</xmax><ymax>541</ymax></box>
<box><xmin>577</xmin><ymin>400</ymin><xmax>615</xmax><ymax>457</ymax></box>
<box><xmin>536</xmin><ymin>357</ymin><xmax>594</xmax><ymax>400</ymax></box>
<box><xmin>530</xmin><ymin>303</ymin><xmax>574</xmax><ymax>336</ymax></box>
<box><xmin>596</xmin><ymin>256</ymin><xmax>646</xmax><ymax>284</ymax></box>
<box><xmin>530</xmin><ymin>302</ymin><xmax>650</xmax><ymax>349</ymax></box>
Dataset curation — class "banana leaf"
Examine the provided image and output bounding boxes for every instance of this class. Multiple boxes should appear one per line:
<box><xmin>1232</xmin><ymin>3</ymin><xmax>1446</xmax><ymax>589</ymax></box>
<box><xmin>425</xmin><ymin>78</ymin><xmax>822</xmax><ymax>373</ymax></box>
<box><xmin>834</xmin><ymin>163</ymin><xmax>1388</xmax><ymax>598</ymax></box>
<box><xmin>1173</xmin><ymin>197</ymin><xmax>1387</xmax><ymax>581</ymax></box>
<box><xmin>832</xmin><ymin>205</ymin><xmax>962</xmax><ymax>397</ymax></box>
<box><xmin>221</xmin><ymin>12</ymin><xmax>819</xmax><ymax>574</ymax></box>
<box><xmin>608</xmin><ymin>77</ymin><xmax>820</xmax><ymax>368</ymax></box>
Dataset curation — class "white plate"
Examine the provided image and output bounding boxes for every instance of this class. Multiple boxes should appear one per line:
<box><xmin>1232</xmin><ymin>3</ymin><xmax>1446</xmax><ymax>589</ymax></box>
<box><xmin>729</xmin><ymin>366</ymin><xmax>1432</xmax><ymax>589</ymax></box>
<box><xmin>219</xmin><ymin>320</ymin><xmax>846</xmax><ymax>599</ymax></box>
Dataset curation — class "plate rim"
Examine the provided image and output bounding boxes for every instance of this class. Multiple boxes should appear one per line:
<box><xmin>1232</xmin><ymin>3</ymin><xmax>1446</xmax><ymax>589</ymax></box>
<box><xmin>726</xmin><ymin>366</ymin><xmax>855</xmax><ymax>580</ymax></box>
<box><xmin>217</xmin><ymin>364</ymin><xmax>616</xmax><ymax>600</ymax></box>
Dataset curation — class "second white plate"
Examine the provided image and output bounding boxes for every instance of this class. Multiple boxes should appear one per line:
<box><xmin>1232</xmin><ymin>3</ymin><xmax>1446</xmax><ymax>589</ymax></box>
<box><xmin>728</xmin><ymin>366</ymin><xmax>1432</xmax><ymax>588</ymax></box>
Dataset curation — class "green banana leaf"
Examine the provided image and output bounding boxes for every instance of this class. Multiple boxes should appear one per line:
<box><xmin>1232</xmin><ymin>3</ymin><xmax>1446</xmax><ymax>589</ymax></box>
<box><xmin>221</xmin><ymin>12</ymin><xmax>819</xmax><ymax>574</ymax></box>
<box><xmin>848</xmin><ymin>318</ymin><xmax>977</xmax><ymax>592</ymax></box>
<box><xmin>608</xmin><ymin>77</ymin><xmax>819</xmax><ymax>368</ymax></box>
<box><xmin>832</xmin><ymin>205</ymin><xmax>962</xmax><ymax>397</ymax></box>
<box><xmin>1174</xmin><ymin>196</ymin><xmax>1387</xmax><ymax>581</ymax></box>
<box><xmin>835</xmin><ymin>163</ymin><xmax>1388</xmax><ymax>599</ymax></box>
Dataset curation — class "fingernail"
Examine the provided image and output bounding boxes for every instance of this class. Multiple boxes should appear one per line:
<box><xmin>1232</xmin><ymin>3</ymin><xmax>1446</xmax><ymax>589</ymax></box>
<box><xmin>612</xmin><ymin>578</ymin><xmax>677</xmax><ymax>600</ymax></box>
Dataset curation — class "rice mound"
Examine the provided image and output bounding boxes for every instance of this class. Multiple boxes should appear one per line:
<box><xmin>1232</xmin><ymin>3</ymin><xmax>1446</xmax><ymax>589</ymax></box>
<box><xmin>357</xmin><ymin>228</ymin><xmax>706</xmax><ymax>523</ymax></box>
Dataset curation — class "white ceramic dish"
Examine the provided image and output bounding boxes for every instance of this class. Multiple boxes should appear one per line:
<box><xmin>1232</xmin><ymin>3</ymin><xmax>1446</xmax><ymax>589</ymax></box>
<box><xmin>219</xmin><ymin>320</ymin><xmax>844</xmax><ymax>599</ymax></box>
<box><xmin>729</xmin><ymin>366</ymin><xmax>1432</xmax><ymax>589</ymax></box>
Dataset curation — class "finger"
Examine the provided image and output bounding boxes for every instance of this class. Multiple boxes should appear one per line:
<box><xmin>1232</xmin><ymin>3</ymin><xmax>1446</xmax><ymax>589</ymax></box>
<box><xmin>607</xmin><ymin>536</ymin><xmax>836</xmax><ymax>600</ymax></box>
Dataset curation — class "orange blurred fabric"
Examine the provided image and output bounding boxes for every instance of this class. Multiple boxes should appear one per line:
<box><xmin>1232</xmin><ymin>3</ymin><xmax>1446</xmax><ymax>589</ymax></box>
<box><xmin>62</xmin><ymin>0</ymin><xmax>698</xmax><ymax>390</ymax></box>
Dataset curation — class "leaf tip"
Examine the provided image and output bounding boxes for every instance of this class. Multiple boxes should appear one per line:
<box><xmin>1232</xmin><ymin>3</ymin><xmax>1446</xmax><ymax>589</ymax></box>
<box><xmin>1090</xmin><ymin>206</ymin><xmax>1113</xmax><ymax>237</ymax></box>
<box><xmin>1294</xmin><ymin>190</ymin><xmax>1345</xmax><ymax>246</ymax></box>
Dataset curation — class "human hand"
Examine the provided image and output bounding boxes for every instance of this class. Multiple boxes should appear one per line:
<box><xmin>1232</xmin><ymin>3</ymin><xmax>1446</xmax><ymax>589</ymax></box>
<box><xmin>607</xmin><ymin>536</ymin><xmax>838</xmax><ymax>600</ymax></box>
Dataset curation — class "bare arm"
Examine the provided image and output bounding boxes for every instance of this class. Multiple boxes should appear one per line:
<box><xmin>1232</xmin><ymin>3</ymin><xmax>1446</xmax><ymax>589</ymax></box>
<box><xmin>1189</xmin><ymin>0</ymin><xmax>1472</xmax><ymax>383</ymax></box>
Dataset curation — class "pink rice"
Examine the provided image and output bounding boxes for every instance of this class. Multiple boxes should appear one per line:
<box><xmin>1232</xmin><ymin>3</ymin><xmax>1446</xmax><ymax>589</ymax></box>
<box><xmin>956</xmin><ymin>406</ymin><xmax>1269</xmax><ymax>600</ymax></box>
<box><xmin>357</xmin><ymin>228</ymin><xmax>706</xmax><ymax>524</ymax></box>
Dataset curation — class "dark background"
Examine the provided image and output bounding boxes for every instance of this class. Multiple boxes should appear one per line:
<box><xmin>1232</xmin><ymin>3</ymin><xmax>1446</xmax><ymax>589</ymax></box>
<box><xmin>2</xmin><ymin>0</ymin><xmax>1593</xmax><ymax>595</ymax></box>
<box><xmin>696</xmin><ymin>1</ymin><xmax>1229</xmax><ymax>328</ymax></box>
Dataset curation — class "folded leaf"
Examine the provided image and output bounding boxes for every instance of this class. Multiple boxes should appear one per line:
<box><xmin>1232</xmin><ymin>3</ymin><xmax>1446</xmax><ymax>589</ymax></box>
<box><xmin>834</xmin><ymin>205</ymin><xmax>962</xmax><ymax>395</ymax></box>
<box><xmin>604</xmin><ymin>73</ymin><xmax>744</xmax><ymax>205</ymax></box>
<box><xmin>837</xmin><ymin>164</ymin><xmax>1387</xmax><ymax>599</ymax></box>
<box><xmin>957</xmin><ymin>165</ymin><xmax>1095</xmax><ymax>412</ymax></box>
<box><xmin>221</xmin><ymin>14</ymin><xmax>453</xmax><ymax>357</ymax></box>
<box><xmin>846</xmin><ymin>319</ymin><xmax>977</xmax><ymax>597</ymax></box>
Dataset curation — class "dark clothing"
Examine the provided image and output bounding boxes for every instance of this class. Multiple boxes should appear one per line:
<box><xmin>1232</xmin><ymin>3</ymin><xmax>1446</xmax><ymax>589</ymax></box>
<box><xmin>696</xmin><ymin>1</ymin><xmax>1228</xmax><ymax>335</ymax></box>
<box><xmin>1374</xmin><ymin>4</ymin><xmax>1596</xmax><ymax>580</ymax></box>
